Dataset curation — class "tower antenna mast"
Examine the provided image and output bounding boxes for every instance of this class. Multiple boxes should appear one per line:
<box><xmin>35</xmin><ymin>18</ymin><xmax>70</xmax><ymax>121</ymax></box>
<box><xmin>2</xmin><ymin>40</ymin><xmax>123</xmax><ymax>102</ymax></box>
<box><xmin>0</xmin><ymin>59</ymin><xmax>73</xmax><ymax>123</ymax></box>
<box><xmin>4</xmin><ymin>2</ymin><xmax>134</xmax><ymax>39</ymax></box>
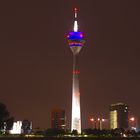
<box><xmin>74</xmin><ymin>8</ymin><xmax>78</xmax><ymax>32</ymax></box>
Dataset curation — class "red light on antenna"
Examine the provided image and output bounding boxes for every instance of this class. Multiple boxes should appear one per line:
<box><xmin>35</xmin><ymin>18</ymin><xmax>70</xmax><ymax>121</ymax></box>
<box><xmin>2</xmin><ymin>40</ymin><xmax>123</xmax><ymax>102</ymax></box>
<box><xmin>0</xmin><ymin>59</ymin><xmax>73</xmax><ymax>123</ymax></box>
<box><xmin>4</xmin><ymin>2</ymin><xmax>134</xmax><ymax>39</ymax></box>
<box><xmin>74</xmin><ymin>8</ymin><xmax>78</xmax><ymax>11</ymax></box>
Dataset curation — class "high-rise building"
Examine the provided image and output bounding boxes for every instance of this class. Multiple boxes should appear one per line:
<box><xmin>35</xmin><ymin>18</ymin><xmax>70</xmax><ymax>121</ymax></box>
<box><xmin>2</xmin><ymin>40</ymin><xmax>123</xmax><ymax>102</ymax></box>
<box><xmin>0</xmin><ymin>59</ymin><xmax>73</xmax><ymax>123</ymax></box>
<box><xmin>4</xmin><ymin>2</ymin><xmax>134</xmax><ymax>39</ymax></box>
<box><xmin>9</xmin><ymin>120</ymin><xmax>32</xmax><ymax>134</ymax></box>
<box><xmin>67</xmin><ymin>8</ymin><xmax>85</xmax><ymax>133</ymax></box>
<box><xmin>9</xmin><ymin>121</ymin><xmax>22</xmax><ymax>134</ymax></box>
<box><xmin>21</xmin><ymin>120</ymin><xmax>32</xmax><ymax>134</ymax></box>
<box><xmin>110</xmin><ymin>103</ymin><xmax>129</xmax><ymax>129</ymax></box>
<box><xmin>51</xmin><ymin>109</ymin><xmax>66</xmax><ymax>130</ymax></box>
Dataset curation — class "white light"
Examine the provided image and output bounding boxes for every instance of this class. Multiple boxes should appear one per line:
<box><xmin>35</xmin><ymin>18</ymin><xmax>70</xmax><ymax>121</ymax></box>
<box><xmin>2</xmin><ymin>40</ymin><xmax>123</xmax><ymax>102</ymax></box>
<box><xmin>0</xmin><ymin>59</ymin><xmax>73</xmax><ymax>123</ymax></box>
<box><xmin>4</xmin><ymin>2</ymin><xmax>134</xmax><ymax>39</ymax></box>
<box><xmin>123</xmin><ymin>134</ymin><xmax>127</xmax><ymax>137</ymax></box>
<box><xmin>130</xmin><ymin>117</ymin><xmax>135</xmax><ymax>121</ymax></box>
<box><xmin>74</xmin><ymin>21</ymin><xmax>78</xmax><ymax>32</ymax></box>
<box><xmin>102</xmin><ymin>119</ymin><xmax>105</xmax><ymax>122</ymax></box>
<box><xmin>90</xmin><ymin>118</ymin><xmax>94</xmax><ymax>122</ymax></box>
<box><xmin>74</xmin><ymin>8</ymin><xmax>78</xmax><ymax>18</ymax></box>
<box><xmin>131</xmin><ymin>127</ymin><xmax>136</xmax><ymax>130</ymax></box>
<box><xmin>75</xmin><ymin>12</ymin><xmax>77</xmax><ymax>18</ymax></box>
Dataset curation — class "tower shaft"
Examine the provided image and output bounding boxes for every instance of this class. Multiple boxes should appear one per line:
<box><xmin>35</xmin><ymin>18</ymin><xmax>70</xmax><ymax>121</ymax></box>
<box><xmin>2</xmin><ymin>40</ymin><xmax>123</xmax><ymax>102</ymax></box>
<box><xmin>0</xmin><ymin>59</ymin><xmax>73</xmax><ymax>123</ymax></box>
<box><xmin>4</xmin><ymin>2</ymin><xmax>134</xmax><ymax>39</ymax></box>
<box><xmin>71</xmin><ymin>54</ymin><xmax>81</xmax><ymax>133</ymax></box>
<box><xmin>67</xmin><ymin>8</ymin><xmax>85</xmax><ymax>133</ymax></box>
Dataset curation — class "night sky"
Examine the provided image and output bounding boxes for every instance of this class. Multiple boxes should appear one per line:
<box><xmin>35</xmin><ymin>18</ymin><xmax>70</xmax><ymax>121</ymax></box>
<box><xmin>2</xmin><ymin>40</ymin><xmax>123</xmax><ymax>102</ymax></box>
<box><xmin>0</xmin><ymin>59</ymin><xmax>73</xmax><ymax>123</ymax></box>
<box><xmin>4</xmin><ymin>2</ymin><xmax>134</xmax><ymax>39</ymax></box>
<box><xmin>0</xmin><ymin>0</ymin><xmax>140</xmax><ymax>129</ymax></box>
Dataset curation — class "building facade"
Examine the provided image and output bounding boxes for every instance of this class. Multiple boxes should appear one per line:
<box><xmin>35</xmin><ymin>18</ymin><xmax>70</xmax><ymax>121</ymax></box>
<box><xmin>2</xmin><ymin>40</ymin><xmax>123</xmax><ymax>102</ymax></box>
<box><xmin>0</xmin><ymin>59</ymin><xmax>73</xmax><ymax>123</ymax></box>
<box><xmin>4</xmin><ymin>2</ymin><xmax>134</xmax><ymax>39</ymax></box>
<box><xmin>110</xmin><ymin>103</ymin><xmax>129</xmax><ymax>129</ymax></box>
<box><xmin>51</xmin><ymin>109</ymin><xmax>66</xmax><ymax>130</ymax></box>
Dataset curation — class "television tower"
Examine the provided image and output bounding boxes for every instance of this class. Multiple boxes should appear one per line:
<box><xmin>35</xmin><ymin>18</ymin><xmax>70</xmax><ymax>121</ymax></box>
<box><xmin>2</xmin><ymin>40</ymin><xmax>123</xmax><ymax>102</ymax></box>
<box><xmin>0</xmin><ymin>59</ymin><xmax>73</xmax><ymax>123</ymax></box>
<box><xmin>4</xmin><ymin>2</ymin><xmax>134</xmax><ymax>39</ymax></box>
<box><xmin>67</xmin><ymin>8</ymin><xmax>85</xmax><ymax>133</ymax></box>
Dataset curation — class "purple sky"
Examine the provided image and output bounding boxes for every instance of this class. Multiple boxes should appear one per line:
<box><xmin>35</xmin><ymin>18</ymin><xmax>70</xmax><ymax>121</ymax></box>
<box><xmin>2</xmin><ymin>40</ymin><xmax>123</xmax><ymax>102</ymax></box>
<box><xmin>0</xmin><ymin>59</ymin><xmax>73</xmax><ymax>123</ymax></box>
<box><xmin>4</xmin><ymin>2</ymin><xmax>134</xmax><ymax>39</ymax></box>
<box><xmin>0</xmin><ymin>0</ymin><xmax>140</xmax><ymax>129</ymax></box>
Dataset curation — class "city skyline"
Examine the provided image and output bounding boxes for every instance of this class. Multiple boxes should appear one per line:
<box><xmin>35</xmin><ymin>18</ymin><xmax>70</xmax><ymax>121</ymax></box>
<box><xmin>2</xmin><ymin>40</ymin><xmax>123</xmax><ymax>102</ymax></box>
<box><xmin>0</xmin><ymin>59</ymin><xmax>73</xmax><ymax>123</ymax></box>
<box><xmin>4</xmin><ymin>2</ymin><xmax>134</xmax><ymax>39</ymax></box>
<box><xmin>0</xmin><ymin>0</ymin><xmax>140</xmax><ymax>129</ymax></box>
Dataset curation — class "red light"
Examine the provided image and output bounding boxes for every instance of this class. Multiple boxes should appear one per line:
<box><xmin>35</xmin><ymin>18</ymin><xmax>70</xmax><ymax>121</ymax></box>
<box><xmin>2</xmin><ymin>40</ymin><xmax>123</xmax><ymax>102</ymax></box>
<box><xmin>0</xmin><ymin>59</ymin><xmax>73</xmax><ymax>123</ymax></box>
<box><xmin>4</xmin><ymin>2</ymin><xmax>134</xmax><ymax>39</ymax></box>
<box><xmin>90</xmin><ymin>118</ymin><xmax>94</xmax><ymax>122</ymax></box>
<box><xmin>73</xmin><ymin>70</ymin><xmax>80</xmax><ymax>74</ymax></box>
<box><xmin>130</xmin><ymin>117</ymin><xmax>135</xmax><ymax>121</ymax></box>
<box><xmin>74</xmin><ymin>8</ymin><xmax>78</xmax><ymax>11</ymax></box>
<box><xmin>80</xmin><ymin>34</ymin><xmax>83</xmax><ymax>37</ymax></box>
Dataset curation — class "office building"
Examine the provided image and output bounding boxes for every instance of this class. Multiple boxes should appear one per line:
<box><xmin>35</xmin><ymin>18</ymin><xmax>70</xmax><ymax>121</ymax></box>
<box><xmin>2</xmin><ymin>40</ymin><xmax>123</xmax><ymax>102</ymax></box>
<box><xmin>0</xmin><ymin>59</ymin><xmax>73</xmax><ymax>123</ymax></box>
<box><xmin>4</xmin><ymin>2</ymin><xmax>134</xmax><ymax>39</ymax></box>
<box><xmin>110</xmin><ymin>103</ymin><xmax>129</xmax><ymax>129</ymax></box>
<box><xmin>51</xmin><ymin>109</ymin><xmax>66</xmax><ymax>129</ymax></box>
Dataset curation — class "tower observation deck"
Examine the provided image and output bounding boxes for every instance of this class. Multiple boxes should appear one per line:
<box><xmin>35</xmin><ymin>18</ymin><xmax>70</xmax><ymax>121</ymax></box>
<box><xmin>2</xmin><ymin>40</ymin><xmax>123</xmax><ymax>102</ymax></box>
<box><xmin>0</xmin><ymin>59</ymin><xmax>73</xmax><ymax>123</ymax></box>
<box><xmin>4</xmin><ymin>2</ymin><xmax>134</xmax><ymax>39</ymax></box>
<box><xmin>67</xmin><ymin>8</ymin><xmax>85</xmax><ymax>133</ymax></box>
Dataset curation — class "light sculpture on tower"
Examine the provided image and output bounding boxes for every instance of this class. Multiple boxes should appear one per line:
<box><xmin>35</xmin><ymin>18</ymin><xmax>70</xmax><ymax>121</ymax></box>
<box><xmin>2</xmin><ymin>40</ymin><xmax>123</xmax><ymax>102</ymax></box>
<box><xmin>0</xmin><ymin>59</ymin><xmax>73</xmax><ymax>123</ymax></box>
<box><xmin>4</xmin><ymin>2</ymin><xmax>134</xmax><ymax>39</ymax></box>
<box><xmin>67</xmin><ymin>8</ymin><xmax>85</xmax><ymax>133</ymax></box>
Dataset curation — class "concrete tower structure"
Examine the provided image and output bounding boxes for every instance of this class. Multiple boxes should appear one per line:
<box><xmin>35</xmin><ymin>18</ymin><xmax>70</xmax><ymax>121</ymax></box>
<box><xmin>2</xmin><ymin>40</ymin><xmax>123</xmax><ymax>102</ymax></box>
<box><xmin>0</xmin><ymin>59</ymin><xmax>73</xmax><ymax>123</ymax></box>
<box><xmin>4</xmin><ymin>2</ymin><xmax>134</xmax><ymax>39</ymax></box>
<box><xmin>67</xmin><ymin>8</ymin><xmax>85</xmax><ymax>133</ymax></box>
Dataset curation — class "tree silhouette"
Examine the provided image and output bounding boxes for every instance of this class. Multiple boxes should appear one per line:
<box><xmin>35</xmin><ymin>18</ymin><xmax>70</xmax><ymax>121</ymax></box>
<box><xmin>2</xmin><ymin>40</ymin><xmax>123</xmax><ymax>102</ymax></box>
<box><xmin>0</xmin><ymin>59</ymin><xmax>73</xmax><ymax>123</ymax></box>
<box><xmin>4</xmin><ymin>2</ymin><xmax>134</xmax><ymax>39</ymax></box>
<box><xmin>0</xmin><ymin>103</ymin><xmax>14</xmax><ymax>130</ymax></box>
<box><xmin>72</xmin><ymin>129</ymin><xmax>78</xmax><ymax>135</ymax></box>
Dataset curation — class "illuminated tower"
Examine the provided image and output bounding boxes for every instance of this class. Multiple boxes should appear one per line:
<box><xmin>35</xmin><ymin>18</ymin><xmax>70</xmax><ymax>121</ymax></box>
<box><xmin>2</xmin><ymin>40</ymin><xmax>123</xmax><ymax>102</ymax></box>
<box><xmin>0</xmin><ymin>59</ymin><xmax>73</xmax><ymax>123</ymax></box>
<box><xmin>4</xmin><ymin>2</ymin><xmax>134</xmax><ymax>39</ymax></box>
<box><xmin>67</xmin><ymin>8</ymin><xmax>85</xmax><ymax>133</ymax></box>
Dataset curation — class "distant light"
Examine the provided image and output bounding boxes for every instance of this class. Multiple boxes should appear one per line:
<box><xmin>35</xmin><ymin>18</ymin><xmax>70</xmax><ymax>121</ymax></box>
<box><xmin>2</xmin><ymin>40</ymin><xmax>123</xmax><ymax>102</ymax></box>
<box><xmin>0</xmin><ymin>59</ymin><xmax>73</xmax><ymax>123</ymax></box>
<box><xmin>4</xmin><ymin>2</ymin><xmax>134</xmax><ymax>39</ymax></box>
<box><xmin>97</xmin><ymin>118</ymin><xmax>100</xmax><ymax>121</ymax></box>
<box><xmin>74</xmin><ymin>8</ymin><xmax>78</xmax><ymax>11</ymax></box>
<box><xmin>102</xmin><ymin>119</ymin><xmax>105</xmax><ymax>122</ymax></box>
<box><xmin>90</xmin><ymin>118</ymin><xmax>94</xmax><ymax>122</ymax></box>
<box><xmin>130</xmin><ymin>117</ymin><xmax>135</xmax><ymax>121</ymax></box>
<box><xmin>131</xmin><ymin>127</ymin><xmax>136</xmax><ymax>130</ymax></box>
<box><xmin>123</xmin><ymin>134</ymin><xmax>127</xmax><ymax>137</ymax></box>
<box><xmin>83</xmin><ymin>135</ymin><xmax>88</xmax><ymax>137</ymax></box>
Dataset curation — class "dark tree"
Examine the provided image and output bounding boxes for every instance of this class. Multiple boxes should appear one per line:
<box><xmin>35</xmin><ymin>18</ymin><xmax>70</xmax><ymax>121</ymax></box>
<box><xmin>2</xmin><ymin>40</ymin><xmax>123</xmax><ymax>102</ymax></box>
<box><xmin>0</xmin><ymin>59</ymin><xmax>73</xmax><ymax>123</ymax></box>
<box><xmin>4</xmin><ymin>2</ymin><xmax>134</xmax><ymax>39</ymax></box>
<box><xmin>72</xmin><ymin>129</ymin><xmax>78</xmax><ymax>135</ymax></box>
<box><xmin>0</xmin><ymin>103</ymin><xmax>14</xmax><ymax>130</ymax></box>
<box><xmin>6</xmin><ymin>117</ymin><xmax>14</xmax><ymax>130</ymax></box>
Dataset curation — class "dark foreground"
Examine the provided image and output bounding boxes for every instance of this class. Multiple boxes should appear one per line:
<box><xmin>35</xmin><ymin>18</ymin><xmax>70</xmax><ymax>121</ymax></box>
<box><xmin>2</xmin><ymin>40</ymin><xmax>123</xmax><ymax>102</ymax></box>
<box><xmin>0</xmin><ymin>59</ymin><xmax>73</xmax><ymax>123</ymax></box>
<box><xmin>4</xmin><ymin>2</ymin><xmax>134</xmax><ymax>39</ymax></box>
<box><xmin>0</xmin><ymin>137</ymin><xmax>140</xmax><ymax>140</ymax></box>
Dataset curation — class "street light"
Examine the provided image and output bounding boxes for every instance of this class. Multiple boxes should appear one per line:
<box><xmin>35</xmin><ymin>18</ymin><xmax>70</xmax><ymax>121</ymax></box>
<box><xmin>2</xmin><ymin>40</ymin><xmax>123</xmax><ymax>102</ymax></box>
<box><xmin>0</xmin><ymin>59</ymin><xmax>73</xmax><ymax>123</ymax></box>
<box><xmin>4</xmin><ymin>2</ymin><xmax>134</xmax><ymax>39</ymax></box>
<box><xmin>90</xmin><ymin>117</ymin><xmax>106</xmax><ymax>130</ymax></box>
<box><xmin>97</xmin><ymin>118</ymin><xmax>104</xmax><ymax>130</ymax></box>
<box><xmin>102</xmin><ymin>119</ymin><xmax>105</xmax><ymax>122</ymax></box>
<box><xmin>129</xmin><ymin>117</ymin><xmax>137</xmax><ymax>130</ymax></box>
<box><xmin>130</xmin><ymin>117</ymin><xmax>135</xmax><ymax>121</ymax></box>
<box><xmin>90</xmin><ymin>117</ymin><xmax>95</xmax><ymax>129</ymax></box>
<box><xmin>90</xmin><ymin>118</ymin><xmax>94</xmax><ymax>122</ymax></box>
